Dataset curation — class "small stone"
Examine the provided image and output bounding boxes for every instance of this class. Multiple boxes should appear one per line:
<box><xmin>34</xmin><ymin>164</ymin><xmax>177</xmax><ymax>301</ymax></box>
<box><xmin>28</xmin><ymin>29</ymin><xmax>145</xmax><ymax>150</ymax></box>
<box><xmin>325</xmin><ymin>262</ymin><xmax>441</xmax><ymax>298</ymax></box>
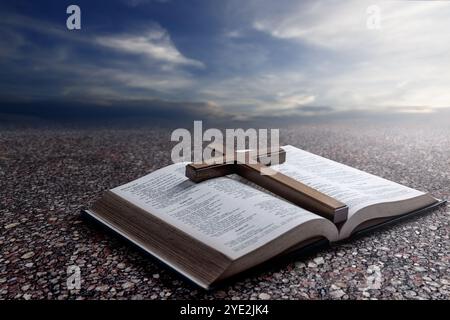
<box><xmin>122</xmin><ymin>281</ymin><xmax>134</xmax><ymax>289</ymax></box>
<box><xmin>405</xmin><ymin>290</ymin><xmax>417</xmax><ymax>298</ymax></box>
<box><xmin>330</xmin><ymin>284</ymin><xmax>340</xmax><ymax>290</ymax></box>
<box><xmin>4</xmin><ymin>223</ymin><xmax>20</xmax><ymax>229</ymax></box>
<box><xmin>23</xmin><ymin>294</ymin><xmax>32</xmax><ymax>300</ymax></box>
<box><xmin>117</xmin><ymin>263</ymin><xmax>126</xmax><ymax>269</ymax></box>
<box><xmin>427</xmin><ymin>281</ymin><xmax>440</xmax><ymax>287</ymax></box>
<box><xmin>414</xmin><ymin>266</ymin><xmax>426</xmax><ymax>272</ymax></box>
<box><xmin>307</xmin><ymin>262</ymin><xmax>317</xmax><ymax>268</ymax></box>
<box><xmin>313</xmin><ymin>257</ymin><xmax>325</xmax><ymax>265</ymax></box>
<box><xmin>25</xmin><ymin>262</ymin><xmax>34</xmax><ymax>268</ymax></box>
<box><xmin>21</xmin><ymin>285</ymin><xmax>30</xmax><ymax>291</ymax></box>
<box><xmin>152</xmin><ymin>273</ymin><xmax>160</xmax><ymax>279</ymax></box>
<box><xmin>258</xmin><ymin>293</ymin><xmax>271</xmax><ymax>300</ymax></box>
<box><xmin>215</xmin><ymin>290</ymin><xmax>227</xmax><ymax>298</ymax></box>
<box><xmin>330</xmin><ymin>289</ymin><xmax>346</xmax><ymax>299</ymax></box>
<box><xmin>95</xmin><ymin>285</ymin><xmax>109</xmax><ymax>292</ymax></box>
<box><xmin>21</xmin><ymin>252</ymin><xmax>34</xmax><ymax>259</ymax></box>
<box><xmin>428</xmin><ymin>225</ymin><xmax>438</xmax><ymax>231</ymax></box>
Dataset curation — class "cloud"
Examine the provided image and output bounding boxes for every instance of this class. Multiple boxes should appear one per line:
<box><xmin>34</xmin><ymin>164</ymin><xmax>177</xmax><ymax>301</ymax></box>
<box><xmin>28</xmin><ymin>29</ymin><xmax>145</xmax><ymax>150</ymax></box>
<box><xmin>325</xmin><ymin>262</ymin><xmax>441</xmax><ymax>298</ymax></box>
<box><xmin>96</xmin><ymin>26</ymin><xmax>204</xmax><ymax>68</ymax></box>
<box><xmin>0</xmin><ymin>97</ymin><xmax>227</xmax><ymax>123</ymax></box>
<box><xmin>0</xmin><ymin>11</ymin><xmax>203</xmax><ymax>103</ymax></box>
<box><xmin>197</xmin><ymin>72</ymin><xmax>318</xmax><ymax>116</ymax></box>
<box><xmin>249</xmin><ymin>0</ymin><xmax>450</xmax><ymax>110</ymax></box>
<box><xmin>122</xmin><ymin>0</ymin><xmax>170</xmax><ymax>7</ymax></box>
<box><xmin>270</xmin><ymin>93</ymin><xmax>316</xmax><ymax>110</ymax></box>
<box><xmin>225</xmin><ymin>30</ymin><xmax>244</xmax><ymax>38</ymax></box>
<box><xmin>0</xmin><ymin>28</ymin><xmax>25</xmax><ymax>59</ymax></box>
<box><xmin>252</xmin><ymin>0</ymin><xmax>450</xmax><ymax>55</ymax></box>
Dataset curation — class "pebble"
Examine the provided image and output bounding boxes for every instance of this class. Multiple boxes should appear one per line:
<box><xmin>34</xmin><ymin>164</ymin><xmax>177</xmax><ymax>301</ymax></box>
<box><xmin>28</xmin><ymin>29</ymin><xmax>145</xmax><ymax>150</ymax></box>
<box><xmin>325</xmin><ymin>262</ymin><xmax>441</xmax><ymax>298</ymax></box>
<box><xmin>330</xmin><ymin>289</ymin><xmax>346</xmax><ymax>299</ymax></box>
<box><xmin>313</xmin><ymin>257</ymin><xmax>325</xmax><ymax>265</ymax></box>
<box><xmin>215</xmin><ymin>291</ymin><xmax>227</xmax><ymax>298</ymax></box>
<box><xmin>414</xmin><ymin>266</ymin><xmax>426</xmax><ymax>272</ymax></box>
<box><xmin>258</xmin><ymin>293</ymin><xmax>271</xmax><ymax>300</ymax></box>
<box><xmin>405</xmin><ymin>290</ymin><xmax>417</xmax><ymax>298</ymax></box>
<box><xmin>122</xmin><ymin>281</ymin><xmax>134</xmax><ymax>289</ymax></box>
<box><xmin>20</xmin><ymin>252</ymin><xmax>35</xmax><ymax>259</ymax></box>
<box><xmin>95</xmin><ymin>285</ymin><xmax>109</xmax><ymax>292</ymax></box>
<box><xmin>21</xmin><ymin>285</ymin><xmax>30</xmax><ymax>291</ymax></box>
<box><xmin>4</xmin><ymin>223</ymin><xmax>20</xmax><ymax>229</ymax></box>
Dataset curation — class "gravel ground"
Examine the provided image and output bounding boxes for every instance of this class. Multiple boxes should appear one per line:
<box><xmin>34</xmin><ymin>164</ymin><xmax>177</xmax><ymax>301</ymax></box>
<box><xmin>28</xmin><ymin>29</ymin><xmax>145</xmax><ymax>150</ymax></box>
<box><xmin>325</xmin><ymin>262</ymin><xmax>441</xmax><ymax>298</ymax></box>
<box><xmin>0</xmin><ymin>121</ymin><xmax>449</xmax><ymax>300</ymax></box>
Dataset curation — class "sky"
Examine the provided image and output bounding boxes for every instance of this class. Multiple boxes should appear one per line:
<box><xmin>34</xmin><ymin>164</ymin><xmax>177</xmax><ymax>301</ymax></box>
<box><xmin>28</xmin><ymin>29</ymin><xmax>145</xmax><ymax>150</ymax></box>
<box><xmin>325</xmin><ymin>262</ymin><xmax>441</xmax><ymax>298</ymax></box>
<box><xmin>1</xmin><ymin>0</ymin><xmax>450</xmax><ymax>122</ymax></box>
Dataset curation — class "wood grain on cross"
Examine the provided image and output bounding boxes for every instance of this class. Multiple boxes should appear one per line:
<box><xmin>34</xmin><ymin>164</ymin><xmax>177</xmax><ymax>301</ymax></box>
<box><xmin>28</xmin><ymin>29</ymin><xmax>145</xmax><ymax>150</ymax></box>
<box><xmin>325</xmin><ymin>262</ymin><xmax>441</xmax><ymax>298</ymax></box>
<box><xmin>185</xmin><ymin>145</ymin><xmax>348</xmax><ymax>224</ymax></box>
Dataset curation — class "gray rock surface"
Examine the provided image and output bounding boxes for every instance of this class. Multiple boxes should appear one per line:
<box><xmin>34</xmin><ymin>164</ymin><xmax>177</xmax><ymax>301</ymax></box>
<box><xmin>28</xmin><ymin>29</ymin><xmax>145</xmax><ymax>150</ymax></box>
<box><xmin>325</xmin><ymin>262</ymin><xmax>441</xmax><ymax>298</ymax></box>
<box><xmin>0</xmin><ymin>121</ymin><xmax>449</xmax><ymax>300</ymax></box>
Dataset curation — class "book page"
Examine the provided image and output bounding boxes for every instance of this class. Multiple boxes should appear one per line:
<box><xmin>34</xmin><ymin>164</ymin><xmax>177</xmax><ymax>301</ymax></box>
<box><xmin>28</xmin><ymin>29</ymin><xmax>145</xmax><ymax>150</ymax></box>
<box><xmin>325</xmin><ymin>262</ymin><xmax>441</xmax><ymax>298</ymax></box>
<box><xmin>273</xmin><ymin>145</ymin><xmax>425</xmax><ymax>217</ymax></box>
<box><xmin>111</xmin><ymin>163</ymin><xmax>325</xmax><ymax>260</ymax></box>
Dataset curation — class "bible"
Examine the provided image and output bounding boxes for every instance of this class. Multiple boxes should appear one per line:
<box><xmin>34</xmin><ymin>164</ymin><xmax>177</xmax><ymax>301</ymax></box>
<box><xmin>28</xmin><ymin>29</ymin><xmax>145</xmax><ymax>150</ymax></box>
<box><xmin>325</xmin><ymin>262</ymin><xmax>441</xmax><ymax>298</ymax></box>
<box><xmin>83</xmin><ymin>145</ymin><xmax>443</xmax><ymax>289</ymax></box>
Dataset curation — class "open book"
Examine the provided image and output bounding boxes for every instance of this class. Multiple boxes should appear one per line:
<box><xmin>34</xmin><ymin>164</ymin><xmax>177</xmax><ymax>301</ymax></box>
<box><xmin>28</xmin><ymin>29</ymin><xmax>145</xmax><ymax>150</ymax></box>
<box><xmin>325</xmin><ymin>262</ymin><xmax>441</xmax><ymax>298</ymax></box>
<box><xmin>84</xmin><ymin>145</ymin><xmax>441</xmax><ymax>289</ymax></box>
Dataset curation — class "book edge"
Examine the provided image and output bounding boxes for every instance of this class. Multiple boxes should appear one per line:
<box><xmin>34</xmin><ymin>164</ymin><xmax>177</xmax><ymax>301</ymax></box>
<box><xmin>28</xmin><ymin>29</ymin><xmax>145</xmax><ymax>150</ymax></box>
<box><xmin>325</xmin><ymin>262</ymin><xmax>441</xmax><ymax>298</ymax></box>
<box><xmin>82</xmin><ymin>208</ymin><xmax>212</xmax><ymax>290</ymax></box>
<box><xmin>339</xmin><ymin>199</ymin><xmax>447</xmax><ymax>243</ymax></box>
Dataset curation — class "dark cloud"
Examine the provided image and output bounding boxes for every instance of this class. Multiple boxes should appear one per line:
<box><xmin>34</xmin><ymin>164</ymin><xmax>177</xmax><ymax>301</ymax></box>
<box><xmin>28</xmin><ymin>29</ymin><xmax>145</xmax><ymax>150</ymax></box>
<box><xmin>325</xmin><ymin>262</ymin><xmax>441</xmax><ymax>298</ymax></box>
<box><xmin>122</xmin><ymin>0</ymin><xmax>171</xmax><ymax>7</ymax></box>
<box><xmin>0</xmin><ymin>97</ymin><xmax>226</xmax><ymax>122</ymax></box>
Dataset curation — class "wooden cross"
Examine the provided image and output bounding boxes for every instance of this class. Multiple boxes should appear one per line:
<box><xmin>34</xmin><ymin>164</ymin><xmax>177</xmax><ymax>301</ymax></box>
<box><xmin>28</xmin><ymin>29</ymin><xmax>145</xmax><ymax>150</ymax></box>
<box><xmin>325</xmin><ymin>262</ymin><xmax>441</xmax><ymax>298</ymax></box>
<box><xmin>185</xmin><ymin>145</ymin><xmax>348</xmax><ymax>224</ymax></box>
